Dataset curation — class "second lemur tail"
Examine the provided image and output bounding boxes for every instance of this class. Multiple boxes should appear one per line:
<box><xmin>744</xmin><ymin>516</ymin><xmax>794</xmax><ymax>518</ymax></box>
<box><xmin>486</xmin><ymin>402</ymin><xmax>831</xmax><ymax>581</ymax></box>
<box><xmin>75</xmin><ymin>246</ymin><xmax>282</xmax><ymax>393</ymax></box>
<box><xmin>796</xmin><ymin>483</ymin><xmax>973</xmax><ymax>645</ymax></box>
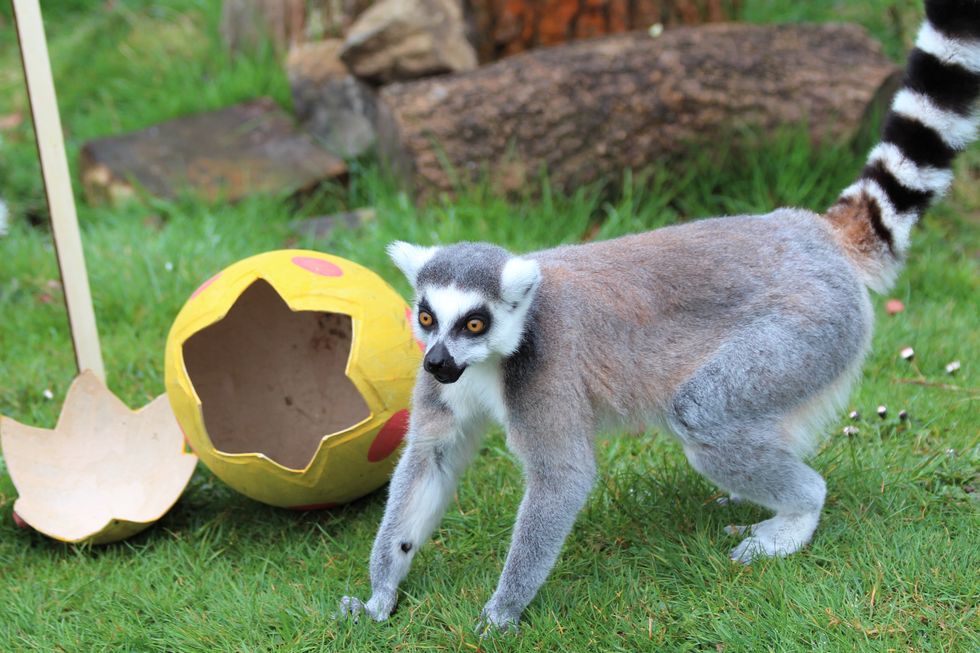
<box><xmin>824</xmin><ymin>0</ymin><xmax>980</xmax><ymax>292</ymax></box>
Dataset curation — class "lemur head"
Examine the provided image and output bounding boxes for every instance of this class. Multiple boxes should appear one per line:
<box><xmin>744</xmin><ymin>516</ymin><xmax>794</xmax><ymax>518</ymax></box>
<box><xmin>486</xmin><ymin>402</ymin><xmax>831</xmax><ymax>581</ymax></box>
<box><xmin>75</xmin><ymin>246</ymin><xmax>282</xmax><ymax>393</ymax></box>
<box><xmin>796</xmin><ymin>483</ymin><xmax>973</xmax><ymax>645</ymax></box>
<box><xmin>388</xmin><ymin>241</ymin><xmax>541</xmax><ymax>384</ymax></box>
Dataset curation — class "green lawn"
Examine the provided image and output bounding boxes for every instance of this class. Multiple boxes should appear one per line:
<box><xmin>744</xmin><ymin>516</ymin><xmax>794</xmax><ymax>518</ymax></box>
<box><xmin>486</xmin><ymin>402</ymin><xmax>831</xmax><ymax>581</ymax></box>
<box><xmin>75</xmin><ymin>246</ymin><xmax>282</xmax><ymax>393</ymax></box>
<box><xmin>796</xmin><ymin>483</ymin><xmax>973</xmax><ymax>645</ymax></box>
<box><xmin>0</xmin><ymin>1</ymin><xmax>977</xmax><ymax>651</ymax></box>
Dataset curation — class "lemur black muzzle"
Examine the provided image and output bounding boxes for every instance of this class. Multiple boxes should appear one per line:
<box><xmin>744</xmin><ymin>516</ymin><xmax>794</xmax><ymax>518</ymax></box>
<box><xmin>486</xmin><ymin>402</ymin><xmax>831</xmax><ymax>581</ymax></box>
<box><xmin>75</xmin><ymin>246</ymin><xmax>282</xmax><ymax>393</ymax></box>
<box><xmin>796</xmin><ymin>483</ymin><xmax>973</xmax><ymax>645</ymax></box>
<box><xmin>423</xmin><ymin>342</ymin><xmax>466</xmax><ymax>384</ymax></box>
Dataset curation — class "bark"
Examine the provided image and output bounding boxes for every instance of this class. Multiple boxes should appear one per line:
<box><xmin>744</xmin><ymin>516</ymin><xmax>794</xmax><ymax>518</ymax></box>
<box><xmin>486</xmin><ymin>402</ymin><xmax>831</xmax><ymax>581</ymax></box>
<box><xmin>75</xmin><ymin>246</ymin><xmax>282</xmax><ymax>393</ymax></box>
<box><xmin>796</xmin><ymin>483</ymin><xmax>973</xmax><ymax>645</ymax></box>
<box><xmin>376</xmin><ymin>23</ymin><xmax>900</xmax><ymax>198</ymax></box>
<box><xmin>464</xmin><ymin>0</ymin><xmax>741</xmax><ymax>62</ymax></box>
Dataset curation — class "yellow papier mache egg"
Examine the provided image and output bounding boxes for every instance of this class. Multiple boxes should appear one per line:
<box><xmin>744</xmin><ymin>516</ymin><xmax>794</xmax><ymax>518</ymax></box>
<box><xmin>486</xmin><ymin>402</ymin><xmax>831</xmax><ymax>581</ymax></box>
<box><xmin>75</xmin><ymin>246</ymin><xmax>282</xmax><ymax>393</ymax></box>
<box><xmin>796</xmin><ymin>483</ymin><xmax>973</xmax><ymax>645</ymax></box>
<box><xmin>165</xmin><ymin>250</ymin><xmax>421</xmax><ymax>509</ymax></box>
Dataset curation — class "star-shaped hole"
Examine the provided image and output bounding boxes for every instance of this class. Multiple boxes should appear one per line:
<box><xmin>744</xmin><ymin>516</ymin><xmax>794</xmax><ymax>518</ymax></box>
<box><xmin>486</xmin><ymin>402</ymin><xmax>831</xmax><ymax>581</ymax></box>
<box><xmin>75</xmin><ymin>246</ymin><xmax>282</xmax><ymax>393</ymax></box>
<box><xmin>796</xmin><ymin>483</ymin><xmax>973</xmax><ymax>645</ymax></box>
<box><xmin>183</xmin><ymin>279</ymin><xmax>370</xmax><ymax>470</ymax></box>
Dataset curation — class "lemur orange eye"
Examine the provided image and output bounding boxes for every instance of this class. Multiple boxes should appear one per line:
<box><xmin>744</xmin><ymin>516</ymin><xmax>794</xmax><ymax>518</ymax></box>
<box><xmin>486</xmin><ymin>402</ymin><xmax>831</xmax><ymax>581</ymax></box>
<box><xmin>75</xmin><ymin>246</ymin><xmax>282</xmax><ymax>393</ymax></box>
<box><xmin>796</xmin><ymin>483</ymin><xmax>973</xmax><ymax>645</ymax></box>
<box><xmin>418</xmin><ymin>311</ymin><xmax>434</xmax><ymax>327</ymax></box>
<box><xmin>466</xmin><ymin>318</ymin><xmax>485</xmax><ymax>334</ymax></box>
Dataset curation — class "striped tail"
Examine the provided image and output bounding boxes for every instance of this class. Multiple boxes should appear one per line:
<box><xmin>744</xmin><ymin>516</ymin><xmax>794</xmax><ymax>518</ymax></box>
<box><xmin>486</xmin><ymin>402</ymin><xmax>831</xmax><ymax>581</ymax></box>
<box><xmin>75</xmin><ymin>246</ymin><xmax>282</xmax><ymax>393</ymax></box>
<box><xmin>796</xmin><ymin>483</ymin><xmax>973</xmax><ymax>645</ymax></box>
<box><xmin>824</xmin><ymin>0</ymin><xmax>980</xmax><ymax>292</ymax></box>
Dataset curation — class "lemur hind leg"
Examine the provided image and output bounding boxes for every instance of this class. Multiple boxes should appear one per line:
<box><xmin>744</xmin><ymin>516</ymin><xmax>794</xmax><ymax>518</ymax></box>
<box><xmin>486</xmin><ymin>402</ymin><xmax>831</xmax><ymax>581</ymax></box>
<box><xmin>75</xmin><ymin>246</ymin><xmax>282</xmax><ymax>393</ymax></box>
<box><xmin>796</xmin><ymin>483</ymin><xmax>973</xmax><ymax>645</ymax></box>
<box><xmin>682</xmin><ymin>427</ymin><xmax>826</xmax><ymax>563</ymax></box>
<box><xmin>668</xmin><ymin>317</ymin><xmax>863</xmax><ymax>563</ymax></box>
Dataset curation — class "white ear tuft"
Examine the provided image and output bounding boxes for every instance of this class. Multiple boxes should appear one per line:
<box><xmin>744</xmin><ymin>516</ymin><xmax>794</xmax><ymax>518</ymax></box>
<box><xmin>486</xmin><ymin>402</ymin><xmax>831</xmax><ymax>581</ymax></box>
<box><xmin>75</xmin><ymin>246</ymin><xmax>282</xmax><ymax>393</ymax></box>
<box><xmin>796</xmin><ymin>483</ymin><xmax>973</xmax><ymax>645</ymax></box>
<box><xmin>500</xmin><ymin>257</ymin><xmax>541</xmax><ymax>306</ymax></box>
<box><xmin>387</xmin><ymin>241</ymin><xmax>439</xmax><ymax>285</ymax></box>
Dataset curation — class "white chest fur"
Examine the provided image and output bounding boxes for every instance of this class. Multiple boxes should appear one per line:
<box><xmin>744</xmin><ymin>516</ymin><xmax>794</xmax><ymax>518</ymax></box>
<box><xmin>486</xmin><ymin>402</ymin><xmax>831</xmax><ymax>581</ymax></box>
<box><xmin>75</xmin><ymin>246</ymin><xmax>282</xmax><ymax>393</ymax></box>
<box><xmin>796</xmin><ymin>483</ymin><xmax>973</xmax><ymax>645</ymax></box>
<box><xmin>438</xmin><ymin>360</ymin><xmax>507</xmax><ymax>426</ymax></box>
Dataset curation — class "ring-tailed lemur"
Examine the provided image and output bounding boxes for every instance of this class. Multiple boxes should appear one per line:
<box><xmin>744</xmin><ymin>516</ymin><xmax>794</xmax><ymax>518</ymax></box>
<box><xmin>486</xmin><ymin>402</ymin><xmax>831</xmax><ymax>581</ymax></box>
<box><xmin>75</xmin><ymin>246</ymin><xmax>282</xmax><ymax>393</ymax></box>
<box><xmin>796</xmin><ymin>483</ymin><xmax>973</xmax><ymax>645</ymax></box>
<box><xmin>340</xmin><ymin>0</ymin><xmax>980</xmax><ymax>632</ymax></box>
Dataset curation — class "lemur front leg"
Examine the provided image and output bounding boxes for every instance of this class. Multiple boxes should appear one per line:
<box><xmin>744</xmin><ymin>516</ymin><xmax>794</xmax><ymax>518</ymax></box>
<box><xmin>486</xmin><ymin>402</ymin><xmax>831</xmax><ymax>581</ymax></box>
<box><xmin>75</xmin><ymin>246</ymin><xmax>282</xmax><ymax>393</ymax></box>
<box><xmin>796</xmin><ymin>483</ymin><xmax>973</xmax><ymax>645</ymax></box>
<box><xmin>479</xmin><ymin>425</ymin><xmax>596</xmax><ymax>633</ymax></box>
<box><xmin>339</xmin><ymin>410</ymin><xmax>483</xmax><ymax>621</ymax></box>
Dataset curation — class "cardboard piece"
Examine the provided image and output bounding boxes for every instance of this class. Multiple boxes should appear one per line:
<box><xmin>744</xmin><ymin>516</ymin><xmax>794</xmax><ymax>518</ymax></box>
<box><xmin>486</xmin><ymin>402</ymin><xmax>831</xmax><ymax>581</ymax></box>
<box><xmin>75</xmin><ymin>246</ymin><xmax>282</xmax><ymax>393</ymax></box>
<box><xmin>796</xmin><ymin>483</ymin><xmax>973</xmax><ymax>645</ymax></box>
<box><xmin>184</xmin><ymin>279</ymin><xmax>371</xmax><ymax>470</ymax></box>
<box><xmin>0</xmin><ymin>371</ymin><xmax>198</xmax><ymax>545</ymax></box>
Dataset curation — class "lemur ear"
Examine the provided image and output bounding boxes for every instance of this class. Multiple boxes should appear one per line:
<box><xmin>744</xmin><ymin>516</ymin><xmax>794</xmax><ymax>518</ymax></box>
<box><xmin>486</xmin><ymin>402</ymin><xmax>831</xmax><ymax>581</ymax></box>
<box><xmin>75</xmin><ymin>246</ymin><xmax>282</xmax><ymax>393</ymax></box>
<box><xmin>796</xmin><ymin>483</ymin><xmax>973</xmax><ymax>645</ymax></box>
<box><xmin>500</xmin><ymin>257</ymin><xmax>541</xmax><ymax>306</ymax></box>
<box><xmin>387</xmin><ymin>241</ymin><xmax>439</xmax><ymax>286</ymax></box>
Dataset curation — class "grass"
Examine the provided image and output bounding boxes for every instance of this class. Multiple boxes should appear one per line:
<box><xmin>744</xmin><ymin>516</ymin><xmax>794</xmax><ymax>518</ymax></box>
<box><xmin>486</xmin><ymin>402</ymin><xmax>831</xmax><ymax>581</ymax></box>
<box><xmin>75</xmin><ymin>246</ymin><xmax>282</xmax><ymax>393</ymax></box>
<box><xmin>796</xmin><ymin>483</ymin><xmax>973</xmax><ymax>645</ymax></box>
<box><xmin>0</xmin><ymin>1</ymin><xmax>978</xmax><ymax>651</ymax></box>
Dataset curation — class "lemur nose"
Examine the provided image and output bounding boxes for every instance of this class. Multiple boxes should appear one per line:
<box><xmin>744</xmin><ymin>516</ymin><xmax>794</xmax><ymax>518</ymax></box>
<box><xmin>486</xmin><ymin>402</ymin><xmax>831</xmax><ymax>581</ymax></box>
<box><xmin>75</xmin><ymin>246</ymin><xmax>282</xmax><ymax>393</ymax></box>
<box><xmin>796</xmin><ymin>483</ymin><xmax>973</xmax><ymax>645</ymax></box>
<box><xmin>423</xmin><ymin>342</ymin><xmax>451</xmax><ymax>373</ymax></box>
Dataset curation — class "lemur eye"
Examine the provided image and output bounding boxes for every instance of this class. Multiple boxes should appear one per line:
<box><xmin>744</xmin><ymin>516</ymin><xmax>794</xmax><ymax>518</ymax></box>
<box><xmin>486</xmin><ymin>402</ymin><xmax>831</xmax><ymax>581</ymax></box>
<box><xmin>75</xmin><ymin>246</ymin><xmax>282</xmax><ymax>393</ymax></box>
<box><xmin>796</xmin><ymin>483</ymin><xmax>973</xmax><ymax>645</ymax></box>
<box><xmin>418</xmin><ymin>311</ymin><xmax>434</xmax><ymax>327</ymax></box>
<box><xmin>466</xmin><ymin>318</ymin><xmax>485</xmax><ymax>334</ymax></box>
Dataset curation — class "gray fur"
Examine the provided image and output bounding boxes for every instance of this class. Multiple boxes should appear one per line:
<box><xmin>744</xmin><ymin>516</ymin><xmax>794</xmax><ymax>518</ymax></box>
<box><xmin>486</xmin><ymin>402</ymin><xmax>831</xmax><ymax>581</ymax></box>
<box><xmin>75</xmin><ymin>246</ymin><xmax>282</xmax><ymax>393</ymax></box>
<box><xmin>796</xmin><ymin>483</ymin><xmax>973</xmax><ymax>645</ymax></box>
<box><xmin>415</xmin><ymin>242</ymin><xmax>511</xmax><ymax>299</ymax></box>
<box><xmin>338</xmin><ymin>5</ymin><xmax>980</xmax><ymax>625</ymax></box>
<box><xmin>340</xmin><ymin>210</ymin><xmax>874</xmax><ymax>630</ymax></box>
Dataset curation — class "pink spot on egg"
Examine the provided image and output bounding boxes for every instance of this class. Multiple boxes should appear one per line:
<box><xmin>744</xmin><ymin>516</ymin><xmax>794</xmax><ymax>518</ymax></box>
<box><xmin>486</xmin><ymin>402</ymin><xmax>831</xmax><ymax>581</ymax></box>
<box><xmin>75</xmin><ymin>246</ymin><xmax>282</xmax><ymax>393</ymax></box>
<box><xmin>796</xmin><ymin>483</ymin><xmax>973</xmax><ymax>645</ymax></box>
<box><xmin>12</xmin><ymin>510</ymin><xmax>29</xmax><ymax>529</ymax></box>
<box><xmin>368</xmin><ymin>409</ymin><xmax>409</xmax><ymax>462</ymax></box>
<box><xmin>292</xmin><ymin>256</ymin><xmax>343</xmax><ymax>277</ymax></box>
<box><xmin>190</xmin><ymin>272</ymin><xmax>221</xmax><ymax>299</ymax></box>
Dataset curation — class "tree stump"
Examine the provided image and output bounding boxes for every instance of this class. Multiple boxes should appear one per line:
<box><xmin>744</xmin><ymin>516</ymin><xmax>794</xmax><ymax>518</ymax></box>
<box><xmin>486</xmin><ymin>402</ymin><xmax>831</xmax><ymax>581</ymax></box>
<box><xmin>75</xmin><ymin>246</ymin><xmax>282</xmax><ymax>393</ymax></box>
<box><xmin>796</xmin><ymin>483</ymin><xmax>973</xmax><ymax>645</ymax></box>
<box><xmin>220</xmin><ymin>0</ymin><xmax>307</xmax><ymax>52</ymax></box>
<box><xmin>464</xmin><ymin>0</ymin><xmax>740</xmax><ymax>62</ymax></box>
<box><xmin>375</xmin><ymin>23</ymin><xmax>900</xmax><ymax>198</ymax></box>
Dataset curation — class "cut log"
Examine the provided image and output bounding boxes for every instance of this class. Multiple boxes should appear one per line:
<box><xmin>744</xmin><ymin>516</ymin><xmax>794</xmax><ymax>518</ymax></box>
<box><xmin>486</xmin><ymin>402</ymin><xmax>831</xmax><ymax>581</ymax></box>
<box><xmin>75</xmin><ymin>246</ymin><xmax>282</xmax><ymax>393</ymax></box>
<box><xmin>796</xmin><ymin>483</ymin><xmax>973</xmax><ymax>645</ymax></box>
<box><xmin>376</xmin><ymin>24</ymin><xmax>900</xmax><ymax>198</ymax></box>
<box><xmin>463</xmin><ymin>0</ymin><xmax>740</xmax><ymax>62</ymax></box>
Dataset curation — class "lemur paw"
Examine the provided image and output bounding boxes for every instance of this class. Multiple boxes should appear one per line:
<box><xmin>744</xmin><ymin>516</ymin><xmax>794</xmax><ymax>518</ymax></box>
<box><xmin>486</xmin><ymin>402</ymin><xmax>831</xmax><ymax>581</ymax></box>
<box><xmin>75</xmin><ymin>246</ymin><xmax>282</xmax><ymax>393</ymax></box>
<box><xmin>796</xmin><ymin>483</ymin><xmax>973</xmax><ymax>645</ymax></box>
<box><xmin>728</xmin><ymin>514</ymin><xmax>819</xmax><ymax>564</ymax></box>
<box><xmin>476</xmin><ymin>602</ymin><xmax>521</xmax><ymax>638</ymax></box>
<box><xmin>335</xmin><ymin>594</ymin><xmax>394</xmax><ymax>622</ymax></box>
<box><xmin>723</xmin><ymin>523</ymin><xmax>750</xmax><ymax>536</ymax></box>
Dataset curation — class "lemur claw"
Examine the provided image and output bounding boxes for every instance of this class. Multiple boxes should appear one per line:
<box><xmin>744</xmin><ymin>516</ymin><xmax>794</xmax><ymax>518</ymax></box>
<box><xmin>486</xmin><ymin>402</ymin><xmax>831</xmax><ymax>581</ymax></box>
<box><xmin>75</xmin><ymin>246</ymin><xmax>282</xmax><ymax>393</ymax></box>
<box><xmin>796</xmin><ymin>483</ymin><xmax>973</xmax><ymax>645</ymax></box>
<box><xmin>476</xmin><ymin>604</ymin><xmax>521</xmax><ymax>638</ymax></box>
<box><xmin>335</xmin><ymin>596</ymin><xmax>365</xmax><ymax>622</ymax></box>
<box><xmin>336</xmin><ymin>595</ymin><xmax>393</xmax><ymax>623</ymax></box>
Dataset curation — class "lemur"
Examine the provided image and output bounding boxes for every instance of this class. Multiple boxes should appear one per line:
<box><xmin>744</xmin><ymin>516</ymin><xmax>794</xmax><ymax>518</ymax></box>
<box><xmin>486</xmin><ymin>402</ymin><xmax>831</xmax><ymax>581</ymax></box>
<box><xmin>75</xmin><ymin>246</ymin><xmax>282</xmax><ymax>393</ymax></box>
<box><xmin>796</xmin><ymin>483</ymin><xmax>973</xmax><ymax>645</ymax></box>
<box><xmin>340</xmin><ymin>0</ymin><xmax>980</xmax><ymax>632</ymax></box>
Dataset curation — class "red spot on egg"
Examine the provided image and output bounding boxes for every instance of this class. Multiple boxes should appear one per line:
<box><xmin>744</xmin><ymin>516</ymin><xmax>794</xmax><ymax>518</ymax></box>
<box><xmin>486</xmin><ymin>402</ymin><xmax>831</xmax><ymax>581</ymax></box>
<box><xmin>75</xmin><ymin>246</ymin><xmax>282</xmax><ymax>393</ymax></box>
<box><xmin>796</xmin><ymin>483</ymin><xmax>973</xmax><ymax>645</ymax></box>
<box><xmin>287</xmin><ymin>502</ymin><xmax>339</xmax><ymax>511</ymax></box>
<box><xmin>179</xmin><ymin>426</ymin><xmax>195</xmax><ymax>455</ymax></box>
<box><xmin>190</xmin><ymin>272</ymin><xmax>221</xmax><ymax>299</ymax></box>
<box><xmin>12</xmin><ymin>510</ymin><xmax>29</xmax><ymax>529</ymax></box>
<box><xmin>404</xmin><ymin>307</ymin><xmax>425</xmax><ymax>351</ymax></box>
<box><xmin>368</xmin><ymin>409</ymin><xmax>409</xmax><ymax>462</ymax></box>
<box><xmin>292</xmin><ymin>256</ymin><xmax>343</xmax><ymax>277</ymax></box>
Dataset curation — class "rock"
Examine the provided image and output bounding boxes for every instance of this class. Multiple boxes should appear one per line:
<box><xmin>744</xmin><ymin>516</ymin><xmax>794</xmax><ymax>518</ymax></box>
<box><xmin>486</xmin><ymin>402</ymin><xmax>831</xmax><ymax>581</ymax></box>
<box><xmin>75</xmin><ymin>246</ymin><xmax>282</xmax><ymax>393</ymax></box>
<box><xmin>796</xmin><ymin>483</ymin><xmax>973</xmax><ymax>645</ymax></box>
<box><xmin>221</xmin><ymin>0</ymin><xmax>307</xmax><ymax>52</ymax></box>
<box><xmin>306</xmin><ymin>0</ymin><xmax>376</xmax><ymax>38</ymax></box>
<box><xmin>79</xmin><ymin>98</ymin><xmax>347</xmax><ymax>205</ymax></box>
<box><xmin>287</xmin><ymin>40</ymin><xmax>379</xmax><ymax>158</ymax></box>
<box><xmin>340</xmin><ymin>0</ymin><xmax>478</xmax><ymax>84</ymax></box>
<box><xmin>290</xmin><ymin>208</ymin><xmax>376</xmax><ymax>240</ymax></box>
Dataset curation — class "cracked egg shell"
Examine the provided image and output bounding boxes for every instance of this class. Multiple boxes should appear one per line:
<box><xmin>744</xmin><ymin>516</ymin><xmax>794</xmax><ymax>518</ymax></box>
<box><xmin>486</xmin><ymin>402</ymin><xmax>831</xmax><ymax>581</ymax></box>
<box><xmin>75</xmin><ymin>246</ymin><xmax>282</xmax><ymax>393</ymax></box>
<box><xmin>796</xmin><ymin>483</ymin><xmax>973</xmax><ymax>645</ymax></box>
<box><xmin>165</xmin><ymin>250</ymin><xmax>420</xmax><ymax>508</ymax></box>
<box><xmin>0</xmin><ymin>371</ymin><xmax>197</xmax><ymax>544</ymax></box>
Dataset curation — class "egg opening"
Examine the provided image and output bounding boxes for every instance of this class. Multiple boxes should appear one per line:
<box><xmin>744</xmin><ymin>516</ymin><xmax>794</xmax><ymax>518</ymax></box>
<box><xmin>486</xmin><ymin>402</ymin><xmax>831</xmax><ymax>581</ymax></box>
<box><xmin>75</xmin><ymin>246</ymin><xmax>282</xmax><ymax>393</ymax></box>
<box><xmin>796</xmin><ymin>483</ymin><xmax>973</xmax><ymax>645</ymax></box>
<box><xmin>182</xmin><ymin>279</ymin><xmax>370</xmax><ymax>470</ymax></box>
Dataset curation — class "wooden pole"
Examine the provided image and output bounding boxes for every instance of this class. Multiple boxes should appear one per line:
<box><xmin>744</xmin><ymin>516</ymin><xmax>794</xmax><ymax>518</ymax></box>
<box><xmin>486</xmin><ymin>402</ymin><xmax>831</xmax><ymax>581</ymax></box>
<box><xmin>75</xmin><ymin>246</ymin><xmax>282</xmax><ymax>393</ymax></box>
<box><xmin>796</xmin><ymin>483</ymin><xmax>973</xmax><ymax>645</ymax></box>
<box><xmin>12</xmin><ymin>0</ymin><xmax>105</xmax><ymax>381</ymax></box>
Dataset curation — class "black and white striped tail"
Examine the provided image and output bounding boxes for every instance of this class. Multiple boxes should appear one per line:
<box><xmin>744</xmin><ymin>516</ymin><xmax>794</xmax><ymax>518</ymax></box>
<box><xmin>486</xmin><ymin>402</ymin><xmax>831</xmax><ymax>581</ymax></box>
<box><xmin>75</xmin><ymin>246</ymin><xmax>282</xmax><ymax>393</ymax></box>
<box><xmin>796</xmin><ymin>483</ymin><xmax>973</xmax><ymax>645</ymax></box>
<box><xmin>831</xmin><ymin>0</ymin><xmax>980</xmax><ymax>291</ymax></box>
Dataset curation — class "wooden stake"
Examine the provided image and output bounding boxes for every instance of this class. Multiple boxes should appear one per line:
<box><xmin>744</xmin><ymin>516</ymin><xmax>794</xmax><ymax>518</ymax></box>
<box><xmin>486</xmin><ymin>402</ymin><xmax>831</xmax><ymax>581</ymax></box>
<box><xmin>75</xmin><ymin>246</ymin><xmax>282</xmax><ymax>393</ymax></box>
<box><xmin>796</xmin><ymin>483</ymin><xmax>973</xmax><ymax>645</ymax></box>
<box><xmin>12</xmin><ymin>0</ymin><xmax>105</xmax><ymax>380</ymax></box>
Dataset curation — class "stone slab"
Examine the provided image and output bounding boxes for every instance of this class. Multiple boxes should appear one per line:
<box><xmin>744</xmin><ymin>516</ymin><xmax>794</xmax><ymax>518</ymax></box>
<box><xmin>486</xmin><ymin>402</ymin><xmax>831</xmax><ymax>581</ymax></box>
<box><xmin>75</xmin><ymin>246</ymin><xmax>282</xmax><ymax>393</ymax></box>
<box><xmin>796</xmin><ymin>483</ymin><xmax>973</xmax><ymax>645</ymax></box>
<box><xmin>80</xmin><ymin>98</ymin><xmax>347</xmax><ymax>205</ymax></box>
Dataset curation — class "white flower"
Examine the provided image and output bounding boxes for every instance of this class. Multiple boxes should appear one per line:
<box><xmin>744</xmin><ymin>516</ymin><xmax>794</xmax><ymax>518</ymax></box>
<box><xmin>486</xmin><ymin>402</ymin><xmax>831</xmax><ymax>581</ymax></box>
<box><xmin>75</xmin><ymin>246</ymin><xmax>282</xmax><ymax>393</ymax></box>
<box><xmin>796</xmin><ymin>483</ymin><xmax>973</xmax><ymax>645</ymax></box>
<box><xmin>945</xmin><ymin>360</ymin><xmax>960</xmax><ymax>375</ymax></box>
<box><xmin>42</xmin><ymin>389</ymin><xmax>54</xmax><ymax>400</ymax></box>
